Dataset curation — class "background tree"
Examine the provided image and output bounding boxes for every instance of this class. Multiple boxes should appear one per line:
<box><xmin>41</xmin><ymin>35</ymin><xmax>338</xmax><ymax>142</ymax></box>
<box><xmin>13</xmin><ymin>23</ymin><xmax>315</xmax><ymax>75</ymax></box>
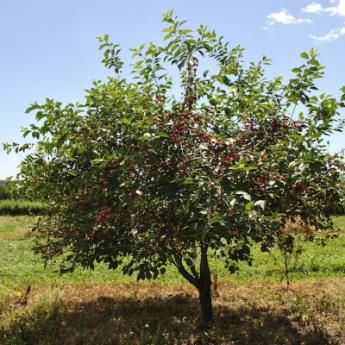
<box><xmin>6</xmin><ymin>11</ymin><xmax>345</xmax><ymax>326</ymax></box>
<box><xmin>0</xmin><ymin>179</ymin><xmax>18</xmax><ymax>200</ymax></box>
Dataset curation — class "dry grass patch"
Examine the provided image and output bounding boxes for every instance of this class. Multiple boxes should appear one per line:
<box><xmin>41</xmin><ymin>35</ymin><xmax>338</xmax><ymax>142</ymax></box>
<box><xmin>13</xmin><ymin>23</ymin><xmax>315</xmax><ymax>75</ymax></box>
<box><xmin>1</xmin><ymin>279</ymin><xmax>345</xmax><ymax>344</ymax></box>
<box><xmin>0</xmin><ymin>229</ymin><xmax>35</xmax><ymax>240</ymax></box>
<box><xmin>0</xmin><ymin>215</ymin><xmax>36</xmax><ymax>240</ymax></box>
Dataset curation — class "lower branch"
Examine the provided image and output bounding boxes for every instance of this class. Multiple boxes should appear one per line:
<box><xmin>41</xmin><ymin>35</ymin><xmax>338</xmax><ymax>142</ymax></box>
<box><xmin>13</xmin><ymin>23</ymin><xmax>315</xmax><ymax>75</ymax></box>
<box><xmin>171</xmin><ymin>254</ymin><xmax>200</xmax><ymax>288</ymax></box>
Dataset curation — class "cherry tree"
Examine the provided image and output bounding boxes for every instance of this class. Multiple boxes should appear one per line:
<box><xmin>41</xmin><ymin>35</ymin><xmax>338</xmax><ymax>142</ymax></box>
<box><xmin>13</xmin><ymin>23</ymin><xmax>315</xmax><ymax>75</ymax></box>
<box><xmin>8</xmin><ymin>11</ymin><xmax>345</xmax><ymax>325</ymax></box>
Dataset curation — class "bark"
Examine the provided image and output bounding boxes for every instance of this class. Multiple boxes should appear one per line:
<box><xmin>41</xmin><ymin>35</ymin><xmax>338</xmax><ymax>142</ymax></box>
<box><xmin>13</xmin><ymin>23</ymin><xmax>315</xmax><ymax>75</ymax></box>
<box><xmin>198</xmin><ymin>243</ymin><xmax>213</xmax><ymax>326</ymax></box>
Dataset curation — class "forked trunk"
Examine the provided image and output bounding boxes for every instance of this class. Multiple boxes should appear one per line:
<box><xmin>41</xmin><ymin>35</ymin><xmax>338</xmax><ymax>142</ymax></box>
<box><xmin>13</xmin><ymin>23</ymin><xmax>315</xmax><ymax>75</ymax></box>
<box><xmin>172</xmin><ymin>243</ymin><xmax>214</xmax><ymax>327</ymax></box>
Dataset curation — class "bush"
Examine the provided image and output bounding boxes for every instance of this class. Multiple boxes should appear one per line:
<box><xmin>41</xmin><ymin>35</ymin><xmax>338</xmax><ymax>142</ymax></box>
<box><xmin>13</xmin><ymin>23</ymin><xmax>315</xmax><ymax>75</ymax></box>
<box><xmin>0</xmin><ymin>200</ymin><xmax>48</xmax><ymax>216</ymax></box>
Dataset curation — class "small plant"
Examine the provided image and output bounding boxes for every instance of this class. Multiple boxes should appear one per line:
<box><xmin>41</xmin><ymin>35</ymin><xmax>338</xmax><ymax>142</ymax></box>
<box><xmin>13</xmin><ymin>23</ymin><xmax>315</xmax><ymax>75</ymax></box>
<box><xmin>277</xmin><ymin>234</ymin><xmax>302</xmax><ymax>286</ymax></box>
<box><xmin>276</xmin><ymin>219</ymin><xmax>314</xmax><ymax>286</ymax></box>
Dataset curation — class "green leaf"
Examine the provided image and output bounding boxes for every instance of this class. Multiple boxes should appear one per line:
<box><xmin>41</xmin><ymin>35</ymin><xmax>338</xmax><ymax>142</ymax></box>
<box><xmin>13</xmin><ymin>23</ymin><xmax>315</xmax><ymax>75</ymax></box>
<box><xmin>209</xmin><ymin>98</ymin><xmax>217</xmax><ymax>106</ymax></box>
<box><xmin>180</xmin><ymin>29</ymin><xmax>193</xmax><ymax>35</ymax></box>
<box><xmin>300</xmin><ymin>52</ymin><xmax>309</xmax><ymax>60</ymax></box>
<box><xmin>210</xmin><ymin>215</ymin><xmax>223</xmax><ymax>224</ymax></box>
<box><xmin>91</xmin><ymin>158</ymin><xmax>104</xmax><ymax>165</ymax></box>
<box><xmin>222</xmin><ymin>75</ymin><xmax>231</xmax><ymax>86</ymax></box>
<box><xmin>245</xmin><ymin>201</ymin><xmax>254</xmax><ymax>213</ymax></box>
<box><xmin>157</xmin><ymin>131</ymin><xmax>169</xmax><ymax>138</ymax></box>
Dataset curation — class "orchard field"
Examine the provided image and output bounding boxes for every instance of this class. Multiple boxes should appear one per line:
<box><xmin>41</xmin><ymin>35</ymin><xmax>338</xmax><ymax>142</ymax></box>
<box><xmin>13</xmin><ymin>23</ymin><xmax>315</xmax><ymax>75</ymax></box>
<box><xmin>0</xmin><ymin>215</ymin><xmax>345</xmax><ymax>344</ymax></box>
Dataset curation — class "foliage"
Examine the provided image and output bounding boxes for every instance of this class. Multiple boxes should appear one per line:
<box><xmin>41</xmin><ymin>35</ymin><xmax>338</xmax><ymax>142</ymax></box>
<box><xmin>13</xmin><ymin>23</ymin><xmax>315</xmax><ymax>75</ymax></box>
<box><xmin>5</xmin><ymin>11</ymin><xmax>345</xmax><ymax>323</ymax></box>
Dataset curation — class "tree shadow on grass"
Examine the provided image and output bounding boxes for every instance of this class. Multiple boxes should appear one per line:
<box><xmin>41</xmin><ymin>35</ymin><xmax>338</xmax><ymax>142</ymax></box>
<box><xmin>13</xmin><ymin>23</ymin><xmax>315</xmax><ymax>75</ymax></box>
<box><xmin>0</xmin><ymin>293</ymin><xmax>338</xmax><ymax>345</ymax></box>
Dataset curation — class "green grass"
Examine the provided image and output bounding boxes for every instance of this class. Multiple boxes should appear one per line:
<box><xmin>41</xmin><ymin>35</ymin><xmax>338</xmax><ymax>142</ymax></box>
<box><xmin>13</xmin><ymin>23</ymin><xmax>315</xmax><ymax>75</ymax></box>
<box><xmin>233</xmin><ymin>215</ymin><xmax>345</xmax><ymax>282</ymax></box>
<box><xmin>0</xmin><ymin>215</ymin><xmax>344</xmax><ymax>290</ymax></box>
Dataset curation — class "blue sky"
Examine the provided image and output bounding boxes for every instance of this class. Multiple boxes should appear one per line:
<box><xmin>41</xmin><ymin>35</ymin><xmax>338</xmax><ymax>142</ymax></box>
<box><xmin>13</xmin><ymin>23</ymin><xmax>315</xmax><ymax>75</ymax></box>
<box><xmin>0</xmin><ymin>0</ymin><xmax>344</xmax><ymax>179</ymax></box>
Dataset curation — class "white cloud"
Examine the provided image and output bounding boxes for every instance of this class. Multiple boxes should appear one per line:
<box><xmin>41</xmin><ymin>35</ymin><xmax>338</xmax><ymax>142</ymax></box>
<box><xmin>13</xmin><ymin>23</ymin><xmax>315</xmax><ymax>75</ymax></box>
<box><xmin>267</xmin><ymin>9</ymin><xmax>312</xmax><ymax>25</ymax></box>
<box><xmin>310</xmin><ymin>24</ymin><xmax>345</xmax><ymax>41</ymax></box>
<box><xmin>266</xmin><ymin>1</ymin><xmax>345</xmax><ymax>42</ymax></box>
<box><xmin>302</xmin><ymin>2</ymin><xmax>323</xmax><ymax>13</ymax></box>
<box><xmin>302</xmin><ymin>0</ymin><xmax>345</xmax><ymax>16</ymax></box>
<box><xmin>302</xmin><ymin>0</ymin><xmax>345</xmax><ymax>41</ymax></box>
<box><xmin>325</xmin><ymin>0</ymin><xmax>345</xmax><ymax>16</ymax></box>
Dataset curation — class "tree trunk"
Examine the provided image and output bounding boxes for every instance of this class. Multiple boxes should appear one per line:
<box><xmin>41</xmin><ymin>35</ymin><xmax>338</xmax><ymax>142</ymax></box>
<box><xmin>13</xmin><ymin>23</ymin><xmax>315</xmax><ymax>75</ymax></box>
<box><xmin>198</xmin><ymin>243</ymin><xmax>213</xmax><ymax>327</ymax></box>
<box><xmin>172</xmin><ymin>244</ymin><xmax>214</xmax><ymax>327</ymax></box>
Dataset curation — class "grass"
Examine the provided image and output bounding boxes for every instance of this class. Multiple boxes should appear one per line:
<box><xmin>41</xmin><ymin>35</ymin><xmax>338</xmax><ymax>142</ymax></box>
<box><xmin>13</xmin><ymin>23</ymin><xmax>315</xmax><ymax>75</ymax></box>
<box><xmin>234</xmin><ymin>215</ymin><xmax>345</xmax><ymax>282</ymax></box>
<box><xmin>0</xmin><ymin>216</ymin><xmax>344</xmax><ymax>289</ymax></box>
<box><xmin>0</xmin><ymin>215</ymin><xmax>345</xmax><ymax>344</ymax></box>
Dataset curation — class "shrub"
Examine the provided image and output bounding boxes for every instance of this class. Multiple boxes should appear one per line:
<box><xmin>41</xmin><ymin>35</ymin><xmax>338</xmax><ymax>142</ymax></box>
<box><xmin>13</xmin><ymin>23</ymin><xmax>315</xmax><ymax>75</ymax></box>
<box><xmin>0</xmin><ymin>200</ymin><xmax>48</xmax><ymax>216</ymax></box>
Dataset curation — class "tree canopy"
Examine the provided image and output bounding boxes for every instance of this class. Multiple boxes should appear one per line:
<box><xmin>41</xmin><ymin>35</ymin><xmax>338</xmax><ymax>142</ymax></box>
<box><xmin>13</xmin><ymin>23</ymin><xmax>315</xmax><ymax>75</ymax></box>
<box><xmin>7</xmin><ymin>11</ymin><xmax>345</xmax><ymax>324</ymax></box>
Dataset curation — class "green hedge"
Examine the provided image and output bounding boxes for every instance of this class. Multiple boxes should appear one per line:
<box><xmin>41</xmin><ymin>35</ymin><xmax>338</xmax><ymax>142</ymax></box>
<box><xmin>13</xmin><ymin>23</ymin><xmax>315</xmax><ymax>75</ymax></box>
<box><xmin>0</xmin><ymin>200</ymin><xmax>48</xmax><ymax>216</ymax></box>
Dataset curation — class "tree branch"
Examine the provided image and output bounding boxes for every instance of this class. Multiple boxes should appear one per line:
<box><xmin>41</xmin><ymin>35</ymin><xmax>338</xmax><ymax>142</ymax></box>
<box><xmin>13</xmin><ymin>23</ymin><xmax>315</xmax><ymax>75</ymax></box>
<box><xmin>171</xmin><ymin>254</ymin><xmax>200</xmax><ymax>288</ymax></box>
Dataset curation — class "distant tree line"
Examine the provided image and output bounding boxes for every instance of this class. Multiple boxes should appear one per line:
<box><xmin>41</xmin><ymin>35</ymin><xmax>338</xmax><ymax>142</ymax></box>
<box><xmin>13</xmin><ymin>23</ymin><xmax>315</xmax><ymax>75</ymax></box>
<box><xmin>0</xmin><ymin>180</ymin><xmax>47</xmax><ymax>215</ymax></box>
